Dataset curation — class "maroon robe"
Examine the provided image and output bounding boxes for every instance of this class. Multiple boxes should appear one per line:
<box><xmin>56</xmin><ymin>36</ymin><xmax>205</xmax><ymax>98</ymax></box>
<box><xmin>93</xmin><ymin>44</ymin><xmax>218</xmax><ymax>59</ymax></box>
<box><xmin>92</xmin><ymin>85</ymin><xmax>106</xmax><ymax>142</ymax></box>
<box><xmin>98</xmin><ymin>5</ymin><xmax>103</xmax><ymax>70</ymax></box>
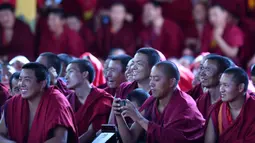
<box><xmin>201</xmin><ymin>23</ymin><xmax>244</xmax><ymax>64</ymax></box>
<box><xmin>0</xmin><ymin>83</ymin><xmax>9</xmax><ymax>107</ymax></box>
<box><xmin>187</xmin><ymin>83</ymin><xmax>203</xmax><ymax>100</ymax></box>
<box><xmin>139</xmin><ymin>19</ymin><xmax>184</xmax><ymax>58</ymax></box>
<box><xmin>139</xmin><ymin>89</ymin><xmax>205</xmax><ymax>143</ymax></box>
<box><xmin>104</xmin><ymin>87</ymin><xmax>116</xmax><ymax>96</ymax></box>
<box><xmin>79</xmin><ymin>25</ymin><xmax>95</xmax><ymax>52</ymax></box>
<box><xmin>67</xmin><ymin>87</ymin><xmax>113</xmax><ymax>136</ymax></box>
<box><xmin>115</xmin><ymin>81</ymin><xmax>138</xmax><ymax>99</ymax></box>
<box><xmin>210</xmin><ymin>94</ymin><xmax>255</xmax><ymax>143</ymax></box>
<box><xmin>55</xmin><ymin>78</ymin><xmax>73</xmax><ymax>96</ymax></box>
<box><xmin>95</xmin><ymin>23</ymin><xmax>136</xmax><ymax>59</ymax></box>
<box><xmin>38</xmin><ymin>25</ymin><xmax>85</xmax><ymax>57</ymax></box>
<box><xmin>0</xmin><ymin>19</ymin><xmax>35</xmax><ymax>61</ymax></box>
<box><xmin>5</xmin><ymin>86</ymin><xmax>78</xmax><ymax>143</ymax></box>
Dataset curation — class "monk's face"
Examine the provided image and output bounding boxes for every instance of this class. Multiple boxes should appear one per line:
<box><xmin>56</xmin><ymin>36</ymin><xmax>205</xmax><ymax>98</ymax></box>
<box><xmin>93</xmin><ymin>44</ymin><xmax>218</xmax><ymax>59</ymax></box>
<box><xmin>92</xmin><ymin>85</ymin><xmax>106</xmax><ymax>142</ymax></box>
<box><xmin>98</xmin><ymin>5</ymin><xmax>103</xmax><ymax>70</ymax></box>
<box><xmin>220</xmin><ymin>73</ymin><xmax>243</xmax><ymax>102</ymax></box>
<box><xmin>193</xmin><ymin>3</ymin><xmax>207</xmax><ymax>23</ymax></box>
<box><xmin>132</xmin><ymin>53</ymin><xmax>151</xmax><ymax>82</ymax></box>
<box><xmin>66</xmin><ymin>16</ymin><xmax>81</xmax><ymax>32</ymax></box>
<box><xmin>149</xmin><ymin>66</ymin><xmax>172</xmax><ymax>98</ymax></box>
<box><xmin>209</xmin><ymin>7</ymin><xmax>228</xmax><ymax>28</ymax></box>
<box><xmin>65</xmin><ymin>63</ymin><xmax>84</xmax><ymax>89</ymax></box>
<box><xmin>200</xmin><ymin>60</ymin><xmax>220</xmax><ymax>88</ymax></box>
<box><xmin>11</xmin><ymin>78</ymin><xmax>20</xmax><ymax>96</ymax></box>
<box><xmin>0</xmin><ymin>10</ymin><xmax>15</xmax><ymax>29</ymax></box>
<box><xmin>143</xmin><ymin>3</ymin><xmax>159</xmax><ymax>22</ymax></box>
<box><xmin>110</xmin><ymin>4</ymin><xmax>126</xmax><ymax>24</ymax></box>
<box><xmin>125</xmin><ymin>59</ymin><xmax>134</xmax><ymax>82</ymax></box>
<box><xmin>103</xmin><ymin>59</ymin><xmax>111</xmax><ymax>78</ymax></box>
<box><xmin>106</xmin><ymin>60</ymin><xmax>125</xmax><ymax>88</ymax></box>
<box><xmin>48</xmin><ymin>13</ymin><xmax>64</xmax><ymax>33</ymax></box>
<box><xmin>18</xmin><ymin>69</ymin><xmax>45</xmax><ymax>99</ymax></box>
<box><xmin>251</xmin><ymin>76</ymin><xmax>255</xmax><ymax>87</ymax></box>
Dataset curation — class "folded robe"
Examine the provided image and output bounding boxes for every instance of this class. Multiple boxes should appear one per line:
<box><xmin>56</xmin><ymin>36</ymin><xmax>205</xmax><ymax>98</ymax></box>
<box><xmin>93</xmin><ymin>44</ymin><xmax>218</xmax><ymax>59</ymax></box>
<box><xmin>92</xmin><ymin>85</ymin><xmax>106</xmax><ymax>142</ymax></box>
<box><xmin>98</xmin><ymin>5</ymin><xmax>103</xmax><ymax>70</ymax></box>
<box><xmin>67</xmin><ymin>87</ymin><xmax>113</xmax><ymax>136</ymax></box>
<box><xmin>115</xmin><ymin>81</ymin><xmax>138</xmax><ymax>99</ymax></box>
<box><xmin>139</xmin><ymin>89</ymin><xmax>205</xmax><ymax>143</ymax></box>
<box><xmin>210</xmin><ymin>94</ymin><xmax>255</xmax><ymax>143</ymax></box>
<box><xmin>5</xmin><ymin>86</ymin><xmax>78</xmax><ymax>143</ymax></box>
<box><xmin>0</xmin><ymin>83</ymin><xmax>10</xmax><ymax>107</ymax></box>
<box><xmin>187</xmin><ymin>83</ymin><xmax>203</xmax><ymax>100</ymax></box>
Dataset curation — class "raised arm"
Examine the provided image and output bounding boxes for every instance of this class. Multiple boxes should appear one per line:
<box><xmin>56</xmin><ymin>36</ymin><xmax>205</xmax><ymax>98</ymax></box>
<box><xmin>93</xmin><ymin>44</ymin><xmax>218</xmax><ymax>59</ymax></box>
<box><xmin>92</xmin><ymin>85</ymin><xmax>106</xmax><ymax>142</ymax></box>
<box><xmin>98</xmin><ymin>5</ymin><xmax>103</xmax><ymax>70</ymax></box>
<box><xmin>0</xmin><ymin>112</ymin><xmax>16</xmax><ymax>143</ymax></box>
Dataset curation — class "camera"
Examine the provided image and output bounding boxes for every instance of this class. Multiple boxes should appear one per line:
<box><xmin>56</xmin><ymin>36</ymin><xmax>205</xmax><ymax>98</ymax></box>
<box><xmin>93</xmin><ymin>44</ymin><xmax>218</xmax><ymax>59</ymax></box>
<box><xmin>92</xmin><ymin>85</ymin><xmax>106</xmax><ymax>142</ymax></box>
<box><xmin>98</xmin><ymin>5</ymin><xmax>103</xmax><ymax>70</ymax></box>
<box><xmin>119</xmin><ymin>100</ymin><xmax>126</xmax><ymax>107</ymax></box>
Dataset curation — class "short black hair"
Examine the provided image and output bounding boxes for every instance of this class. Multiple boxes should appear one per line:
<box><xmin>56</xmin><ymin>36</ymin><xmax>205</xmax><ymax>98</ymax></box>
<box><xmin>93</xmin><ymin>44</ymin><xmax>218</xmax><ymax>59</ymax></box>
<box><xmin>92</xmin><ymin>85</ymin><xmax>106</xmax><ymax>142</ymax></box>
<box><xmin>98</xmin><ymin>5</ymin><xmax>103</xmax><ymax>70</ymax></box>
<box><xmin>22</xmin><ymin>62</ymin><xmax>50</xmax><ymax>88</ymax></box>
<box><xmin>111</xmin><ymin>1</ymin><xmax>126</xmax><ymax>10</ymax></box>
<box><xmin>111</xmin><ymin>54</ymin><xmax>132</xmax><ymax>72</ymax></box>
<box><xmin>209</xmin><ymin>3</ymin><xmax>227</xmax><ymax>11</ymax></box>
<box><xmin>58</xmin><ymin>53</ymin><xmax>74</xmax><ymax>66</ymax></box>
<box><xmin>136</xmin><ymin>47</ymin><xmax>160</xmax><ymax>67</ymax></box>
<box><xmin>39</xmin><ymin>52</ymin><xmax>62</xmax><ymax>76</ymax></box>
<box><xmin>48</xmin><ymin>7</ymin><xmax>65</xmax><ymax>19</ymax></box>
<box><xmin>9</xmin><ymin>71</ymin><xmax>20</xmax><ymax>90</ymax></box>
<box><xmin>155</xmin><ymin>61</ymin><xmax>180</xmax><ymax>86</ymax></box>
<box><xmin>223</xmin><ymin>67</ymin><xmax>249</xmax><ymax>92</ymax></box>
<box><xmin>205</xmin><ymin>55</ymin><xmax>232</xmax><ymax>74</ymax></box>
<box><xmin>70</xmin><ymin>59</ymin><xmax>95</xmax><ymax>83</ymax></box>
<box><xmin>0</xmin><ymin>3</ymin><xmax>14</xmax><ymax>12</ymax></box>
<box><xmin>127</xmin><ymin>88</ymin><xmax>150</xmax><ymax>107</ymax></box>
<box><xmin>251</xmin><ymin>64</ymin><xmax>255</xmax><ymax>77</ymax></box>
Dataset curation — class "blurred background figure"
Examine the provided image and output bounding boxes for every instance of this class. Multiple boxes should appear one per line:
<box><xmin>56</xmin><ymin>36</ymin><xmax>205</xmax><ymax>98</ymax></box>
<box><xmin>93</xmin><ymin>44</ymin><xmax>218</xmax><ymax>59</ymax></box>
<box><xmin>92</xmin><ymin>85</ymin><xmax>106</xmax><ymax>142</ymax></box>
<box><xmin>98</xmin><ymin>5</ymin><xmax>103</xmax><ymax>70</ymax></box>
<box><xmin>9</xmin><ymin>55</ymin><xmax>30</xmax><ymax>71</ymax></box>
<box><xmin>58</xmin><ymin>53</ymin><xmax>76</xmax><ymax>78</ymax></box>
<box><xmin>8</xmin><ymin>71</ymin><xmax>20</xmax><ymax>96</ymax></box>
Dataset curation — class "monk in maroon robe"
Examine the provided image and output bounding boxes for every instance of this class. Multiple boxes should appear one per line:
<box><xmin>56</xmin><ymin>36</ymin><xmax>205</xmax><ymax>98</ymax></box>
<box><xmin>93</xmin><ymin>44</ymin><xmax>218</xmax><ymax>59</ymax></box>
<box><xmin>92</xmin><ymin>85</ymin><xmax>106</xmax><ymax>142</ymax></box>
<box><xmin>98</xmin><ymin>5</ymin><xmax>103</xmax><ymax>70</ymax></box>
<box><xmin>65</xmin><ymin>59</ymin><xmax>113</xmax><ymax>142</ymax></box>
<box><xmin>105</xmin><ymin>54</ymin><xmax>132</xmax><ymax>96</ymax></box>
<box><xmin>108</xmin><ymin>48</ymin><xmax>160</xmax><ymax>124</ymax></box>
<box><xmin>0</xmin><ymin>62</ymin><xmax>78</xmax><ymax>143</ymax></box>
<box><xmin>201</xmin><ymin>4</ymin><xmax>244</xmax><ymax>64</ymax></box>
<box><xmin>95</xmin><ymin>2</ymin><xmax>136</xmax><ymax>59</ymax></box>
<box><xmin>0</xmin><ymin>3</ymin><xmax>35</xmax><ymax>61</ymax></box>
<box><xmin>205</xmin><ymin>67</ymin><xmax>255</xmax><ymax>143</ymax></box>
<box><xmin>113</xmin><ymin>61</ymin><xmax>205</xmax><ymax>143</ymax></box>
<box><xmin>138</xmin><ymin>1</ymin><xmax>184</xmax><ymax>59</ymax></box>
<box><xmin>38</xmin><ymin>8</ymin><xmax>84</xmax><ymax>57</ymax></box>
<box><xmin>36</xmin><ymin>52</ymin><xmax>73</xmax><ymax>96</ymax></box>
<box><xmin>196</xmin><ymin>55</ymin><xmax>232</xmax><ymax>119</ymax></box>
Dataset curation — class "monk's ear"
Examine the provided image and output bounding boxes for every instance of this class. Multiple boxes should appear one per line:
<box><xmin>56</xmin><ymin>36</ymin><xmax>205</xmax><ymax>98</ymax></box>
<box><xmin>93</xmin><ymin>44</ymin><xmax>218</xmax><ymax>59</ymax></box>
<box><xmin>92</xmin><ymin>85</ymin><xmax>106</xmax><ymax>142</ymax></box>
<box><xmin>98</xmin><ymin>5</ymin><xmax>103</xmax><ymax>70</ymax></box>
<box><xmin>238</xmin><ymin>83</ymin><xmax>245</xmax><ymax>93</ymax></box>
<box><xmin>169</xmin><ymin>78</ymin><xmax>176</xmax><ymax>88</ymax></box>
<box><xmin>40</xmin><ymin>80</ymin><xmax>47</xmax><ymax>91</ymax></box>
<box><xmin>218</xmin><ymin>73</ymin><xmax>223</xmax><ymax>80</ymax></box>
<box><xmin>82</xmin><ymin>71</ymin><xmax>89</xmax><ymax>80</ymax></box>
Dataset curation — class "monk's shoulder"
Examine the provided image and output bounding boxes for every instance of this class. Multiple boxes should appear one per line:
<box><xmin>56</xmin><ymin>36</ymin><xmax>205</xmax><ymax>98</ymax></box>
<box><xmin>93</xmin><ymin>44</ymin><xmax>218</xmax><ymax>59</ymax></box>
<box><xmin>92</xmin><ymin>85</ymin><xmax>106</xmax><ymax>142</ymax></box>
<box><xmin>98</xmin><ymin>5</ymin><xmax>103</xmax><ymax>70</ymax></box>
<box><xmin>175</xmin><ymin>90</ymin><xmax>199</xmax><ymax>111</ymax></box>
<box><xmin>49</xmin><ymin>88</ymin><xmax>71</xmax><ymax>108</ymax></box>
<box><xmin>94</xmin><ymin>88</ymin><xmax>113</xmax><ymax>103</ymax></box>
<box><xmin>116</xmin><ymin>81</ymin><xmax>134</xmax><ymax>98</ymax></box>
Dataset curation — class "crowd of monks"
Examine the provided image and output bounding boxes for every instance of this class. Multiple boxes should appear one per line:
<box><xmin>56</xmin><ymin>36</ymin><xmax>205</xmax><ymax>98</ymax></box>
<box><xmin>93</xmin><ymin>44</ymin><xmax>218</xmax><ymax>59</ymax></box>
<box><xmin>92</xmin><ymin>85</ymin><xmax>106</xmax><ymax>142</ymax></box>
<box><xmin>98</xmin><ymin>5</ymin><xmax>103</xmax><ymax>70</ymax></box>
<box><xmin>0</xmin><ymin>0</ymin><xmax>254</xmax><ymax>143</ymax></box>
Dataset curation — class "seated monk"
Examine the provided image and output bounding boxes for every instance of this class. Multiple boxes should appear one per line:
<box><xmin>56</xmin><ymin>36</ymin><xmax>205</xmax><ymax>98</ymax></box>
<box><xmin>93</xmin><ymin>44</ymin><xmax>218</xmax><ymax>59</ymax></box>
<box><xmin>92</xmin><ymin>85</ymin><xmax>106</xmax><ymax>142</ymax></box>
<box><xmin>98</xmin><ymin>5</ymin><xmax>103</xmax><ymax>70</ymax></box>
<box><xmin>0</xmin><ymin>62</ymin><xmax>78</xmax><ymax>143</ymax></box>
<box><xmin>138</xmin><ymin>1</ymin><xmax>184</xmax><ymax>59</ymax></box>
<box><xmin>9</xmin><ymin>71</ymin><xmax>20</xmax><ymax>96</ymax></box>
<box><xmin>197</xmin><ymin>55</ymin><xmax>232</xmax><ymax>119</ymax></box>
<box><xmin>205</xmin><ymin>67</ymin><xmax>255</xmax><ymax>143</ymax></box>
<box><xmin>95</xmin><ymin>2</ymin><xmax>136</xmax><ymax>59</ymax></box>
<box><xmin>57</xmin><ymin>53</ymin><xmax>76</xmax><ymax>79</ymax></box>
<box><xmin>108</xmin><ymin>47</ymin><xmax>161</xmax><ymax>124</ymax></box>
<box><xmin>36</xmin><ymin>52</ymin><xmax>72</xmax><ymax>96</ymax></box>
<box><xmin>65</xmin><ymin>59</ymin><xmax>113</xmax><ymax>142</ymax></box>
<box><xmin>113</xmin><ymin>61</ymin><xmax>205</xmax><ymax>143</ymax></box>
<box><xmin>125</xmin><ymin>58</ymin><xmax>134</xmax><ymax>82</ymax></box>
<box><xmin>38</xmin><ymin>7</ymin><xmax>84</xmax><ymax>57</ymax></box>
<box><xmin>201</xmin><ymin>4</ymin><xmax>244</xmax><ymax>64</ymax></box>
<box><xmin>105</xmin><ymin>54</ymin><xmax>132</xmax><ymax>96</ymax></box>
<box><xmin>0</xmin><ymin>3</ymin><xmax>35</xmax><ymax>61</ymax></box>
<box><xmin>127</xmin><ymin>88</ymin><xmax>149</xmax><ymax>110</ymax></box>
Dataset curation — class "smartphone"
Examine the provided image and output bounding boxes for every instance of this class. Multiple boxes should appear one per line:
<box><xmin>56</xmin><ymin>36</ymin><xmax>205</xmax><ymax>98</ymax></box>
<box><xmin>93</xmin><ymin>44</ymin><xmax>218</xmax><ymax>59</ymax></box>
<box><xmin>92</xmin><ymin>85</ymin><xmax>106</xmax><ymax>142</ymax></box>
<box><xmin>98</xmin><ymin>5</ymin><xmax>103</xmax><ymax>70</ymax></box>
<box><xmin>119</xmin><ymin>100</ymin><xmax>126</xmax><ymax>107</ymax></box>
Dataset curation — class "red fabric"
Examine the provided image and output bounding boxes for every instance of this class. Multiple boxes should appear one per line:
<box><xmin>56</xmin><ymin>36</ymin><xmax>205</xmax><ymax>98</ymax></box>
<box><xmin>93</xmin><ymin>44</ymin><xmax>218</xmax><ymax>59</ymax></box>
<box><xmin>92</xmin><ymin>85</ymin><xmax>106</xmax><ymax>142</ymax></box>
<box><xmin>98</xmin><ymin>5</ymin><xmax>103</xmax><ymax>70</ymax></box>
<box><xmin>139</xmin><ymin>19</ymin><xmax>184</xmax><ymax>58</ymax></box>
<box><xmin>196</xmin><ymin>92</ymin><xmax>216</xmax><ymax>119</ymax></box>
<box><xmin>67</xmin><ymin>87</ymin><xmax>113</xmax><ymax>136</ymax></box>
<box><xmin>176</xmin><ymin>63</ymin><xmax>194</xmax><ymax>92</ymax></box>
<box><xmin>38</xmin><ymin>25</ymin><xmax>85</xmax><ymax>57</ymax></box>
<box><xmin>0</xmin><ymin>0</ymin><xmax>15</xmax><ymax>6</ymax></box>
<box><xmin>97</xmin><ymin>83</ymin><xmax>108</xmax><ymax>89</ymax></box>
<box><xmin>56</xmin><ymin>78</ymin><xmax>73</xmax><ymax>96</ymax></box>
<box><xmin>187</xmin><ymin>84</ymin><xmax>203</xmax><ymax>100</ymax></box>
<box><xmin>115</xmin><ymin>81</ymin><xmax>138</xmax><ymax>99</ymax></box>
<box><xmin>139</xmin><ymin>89</ymin><xmax>205</xmax><ymax>143</ymax></box>
<box><xmin>201</xmin><ymin>23</ymin><xmax>244</xmax><ymax>64</ymax></box>
<box><xmin>104</xmin><ymin>87</ymin><xmax>116</xmax><ymax>96</ymax></box>
<box><xmin>5</xmin><ymin>86</ymin><xmax>78</xmax><ymax>143</ymax></box>
<box><xmin>0</xmin><ymin>19</ymin><xmax>35</xmax><ymax>61</ymax></box>
<box><xmin>211</xmin><ymin>94</ymin><xmax>255</xmax><ymax>143</ymax></box>
<box><xmin>95</xmin><ymin>23</ymin><xmax>136</xmax><ymax>59</ymax></box>
<box><xmin>0</xmin><ymin>83</ymin><xmax>9</xmax><ymax>107</ymax></box>
<box><xmin>80</xmin><ymin>52</ymin><xmax>106</xmax><ymax>86</ymax></box>
<box><xmin>79</xmin><ymin>25</ymin><xmax>95</xmax><ymax>51</ymax></box>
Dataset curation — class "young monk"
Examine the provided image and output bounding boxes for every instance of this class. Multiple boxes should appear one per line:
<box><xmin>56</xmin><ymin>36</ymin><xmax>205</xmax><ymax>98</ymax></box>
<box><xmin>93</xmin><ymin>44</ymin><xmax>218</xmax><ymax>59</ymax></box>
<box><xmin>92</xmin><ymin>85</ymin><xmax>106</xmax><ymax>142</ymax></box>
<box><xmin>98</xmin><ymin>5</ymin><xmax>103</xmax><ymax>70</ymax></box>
<box><xmin>95</xmin><ymin>2</ymin><xmax>136</xmax><ymax>59</ymax></box>
<box><xmin>0</xmin><ymin>62</ymin><xmax>78</xmax><ymax>143</ymax></box>
<box><xmin>9</xmin><ymin>71</ymin><xmax>20</xmax><ymax>96</ymax></box>
<box><xmin>0</xmin><ymin>3</ymin><xmax>35</xmax><ymax>61</ymax></box>
<box><xmin>139</xmin><ymin>1</ymin><xmax>184</xmax><ymax>58</ymax></box>
<box><xmin>197</xmin><ymin>55</ymin><xmax>232</xmax><ymax>119</ymax></box>
<box><xmin>38</xmin><ymin>7</ymin><xmax>84</xmax><ymax>57</ymax></box>
<box><xmin>36</xmin><ymin>52</ymin><xmax>72</xmax><ymax>96</ymax></box>
<box><xmin>205</xmin><ymin>67</ymin><xmax>255</xmax><ymax>143</ymax></box>
<box><xmin>108</xmin><ymin>48</ymin><xmax>160</xmax><ymax>124</ymax></box>
<box><xmin>65</xmin><ymin>59</ymin><xmax>113</xmax><ymax>143</ymax></box>
<box><xmin>113</xmin><ymin>61</ymin><xmax>205</xmax><ymax>143</ymax></box>
<box><xmin>105</xmin><ymin>54</ymin><xmax>132</xmax><ymax>96</ymax></box>
<box><xmin>125</xmin><ymin>58</ymin><xmax>134</xmax><ymax>82</ymax></box>
<box><xmin>201</xmin><ymin>4</ymin><xmax>244</xmax><ymax>64</ymax></box>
